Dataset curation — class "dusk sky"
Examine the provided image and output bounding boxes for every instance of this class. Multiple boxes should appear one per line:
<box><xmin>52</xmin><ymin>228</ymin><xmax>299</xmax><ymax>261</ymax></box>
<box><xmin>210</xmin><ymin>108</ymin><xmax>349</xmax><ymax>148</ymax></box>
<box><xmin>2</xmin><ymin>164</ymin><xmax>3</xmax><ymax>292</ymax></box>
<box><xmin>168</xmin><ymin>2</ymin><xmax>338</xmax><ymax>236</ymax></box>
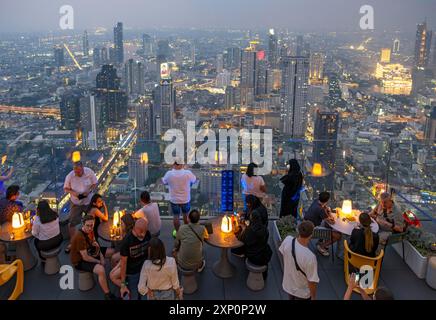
<box><xmin>0</xmin><ymin>0</ymin><xmax>435</xmax><ymax>32</ymax></box>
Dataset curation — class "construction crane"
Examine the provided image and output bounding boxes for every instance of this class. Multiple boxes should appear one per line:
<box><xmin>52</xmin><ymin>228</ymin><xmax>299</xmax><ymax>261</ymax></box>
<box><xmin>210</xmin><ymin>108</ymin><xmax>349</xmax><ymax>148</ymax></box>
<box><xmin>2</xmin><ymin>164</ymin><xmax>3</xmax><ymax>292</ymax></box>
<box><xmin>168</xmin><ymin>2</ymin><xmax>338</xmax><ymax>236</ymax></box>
<box><xmin>63</xmin><ymin>43</ymin><xmax>83</xmax><ymax>70</ymax></box>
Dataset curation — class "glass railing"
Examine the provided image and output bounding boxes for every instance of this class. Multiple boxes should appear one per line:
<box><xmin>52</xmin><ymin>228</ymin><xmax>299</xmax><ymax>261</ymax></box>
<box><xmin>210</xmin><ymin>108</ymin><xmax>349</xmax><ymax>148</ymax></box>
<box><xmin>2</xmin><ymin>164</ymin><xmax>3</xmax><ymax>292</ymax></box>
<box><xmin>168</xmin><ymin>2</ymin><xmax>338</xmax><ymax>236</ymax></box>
<box><xmin>0</xmin><ymin>135</ymin><xmax>434</xmax><ymax>233</ymax></box>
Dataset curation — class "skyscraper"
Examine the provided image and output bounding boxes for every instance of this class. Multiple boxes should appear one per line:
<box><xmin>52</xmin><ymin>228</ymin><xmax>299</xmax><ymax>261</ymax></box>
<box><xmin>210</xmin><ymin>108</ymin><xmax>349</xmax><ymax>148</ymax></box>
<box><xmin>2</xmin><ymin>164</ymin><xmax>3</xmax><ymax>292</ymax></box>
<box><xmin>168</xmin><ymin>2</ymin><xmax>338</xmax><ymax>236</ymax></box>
<box><xmin>96</xmin><ymin>65</ymin><xmax>128</xmax><ymax>123</ymax></box>
<box><xmin>380</xmin><ymin>48</ymin><xmax>391</xmax><ymax>63</ymax></box>
<box><xmin>129</xmin><ymin>153</ymin><xmax>149</xmax><ymax>187</ymax></box>
<box><xmin>268</xmin><ymin>29</ymin><xmax>278</xmax><ymax>68</ymax></box>
<box><xmin>280</xmin><ymin>56</ymin><xmax>310</xmax><ymax>137</ymax></box>
<box><xmin>142</xmin><ymin>34</ymin><xmax>152</xmax><ymax>57</ymax></box>
<box><xmin>80</xmin><ymin>94</ymin><xmax>106</xmax><ymax>150</ymax></box>
<box><xmin>309</xmin><ymin>52</ymin><xmax>325</xmax><ymax>84</ymax></box>
<box><xmin>414</xmin><ymin>21</ymin><xmax>432</xmax><ymax>68</ymax></box>
<box><xmin>93</xmin><ymin>47</ymin><xmax>101</xmax><ymax>67</ymax></box>
<box><xmin>53</xmin><ymin>46</ymin><xmax>65</xmax><ymax>68</ymax></box>
<box><xmin>159</xmin><ymin>78</ymin><xmax>176</xmax><ymax>132</ymax></box>
<box><xmin>313</xmin><ymin>110</ymin><xmax>339</xmax><ymax>171</ymax></box>
<box><xmin>256</xmin><ymin>58</ymin><xmax>268</xmax><ymax>96</ymax></box>
<box><xmin>296</xmin><ymin>35</ymin><xmax>304</xmax><ymax>56</ymax></box>
<box><xmin>60</xmin><ymin>92</ymin><xmax>81</xmax><ymax>130</ymax></box>
<box><xmin>82</xmin><ymin>30</ymin><xmax>89</xmax><ymax>56</ymax></box>
<box><xmin>224</xmin><ymin>47</ymin><xmax>241</xmax><ymax>70</ymax></box>
<box><xmin>240</xmin><ymin>47</ymin><xmax>257</xmax><ymax>108</ymax></box>
<box><xmin>113</xmin><ymin>22</ymin><xmax>124</xmax><ymax>64</ymax></box>
<box><xmin>124</xmin><ymin>59</ymin><xmax>145</xmax><ymax>95</ymax></box>
<box><xmin>225</xmin><ymin>86</ymin><xmax>236</xmax><ymax>109</ymax></box>
<box><xmin>392</xmin><ymin>38</ymin><xmax>400</xmax><ymax>53</ymax></box>
<box><xmin>157</xmin><ymin>39</ymin><xmax>171</xmax><ymax>80</ymax></box>
<box><xmin>424</xmin><ymin>106</ymin><xmax>436</xmax><ymax>144</ymax></box>
<box><xmin>136</xmin><ymin>102</ymin><xmax>153</xmax><ymax>142</ymax></box>
<box><xmin>216</xmin><ymin>53</ymin><xmax>224</xmax><ymax>74</ymax></box>
<box><xmin>328</xmin><ymin>75</ymin><xmax>342</xmax><ymax>107</ymax></box>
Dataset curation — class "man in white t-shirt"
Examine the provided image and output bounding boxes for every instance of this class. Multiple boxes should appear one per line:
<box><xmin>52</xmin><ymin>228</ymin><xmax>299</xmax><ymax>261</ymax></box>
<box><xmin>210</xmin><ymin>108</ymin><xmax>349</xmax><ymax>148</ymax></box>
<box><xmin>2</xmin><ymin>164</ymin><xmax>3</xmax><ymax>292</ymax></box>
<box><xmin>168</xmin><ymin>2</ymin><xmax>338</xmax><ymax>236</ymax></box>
<box><xmin>133</xmin><ymin>190</ymin><xmax>161</xmax><ymax>237</ymax></box>
<box><xmin>279</xmin><ymin>220</ymin><xmax>319</xmax><ymax>300</ymax></box>
<box><xmin>162</xmin><ymin>159</ymin><xmax>196</xmax><ymax>232</ymax></box>
<box><xmin>63</xmin><ymin>161</ymin><xmax>98</xmax><ymax>252</ymax></box>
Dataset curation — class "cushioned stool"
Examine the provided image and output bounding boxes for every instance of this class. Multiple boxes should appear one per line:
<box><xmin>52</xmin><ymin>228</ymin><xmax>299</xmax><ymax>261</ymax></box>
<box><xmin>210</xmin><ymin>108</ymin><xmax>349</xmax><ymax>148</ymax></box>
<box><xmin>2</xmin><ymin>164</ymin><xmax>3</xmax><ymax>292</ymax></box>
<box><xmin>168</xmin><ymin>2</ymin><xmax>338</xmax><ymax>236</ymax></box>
<box><xmin>246</xmin><ymin>259</ymin><xmax>267</xmax><ymax>291</ymax></box>
<box><xmin>78</xmin><ymin>271</ymin><xmax>95</xmax><ymax>291</ymax></box>
<box><xmin>426</xmin><ymin>256</ymin><xmax>436</xmax><ymax>290</ymax></box>
<box><xmin>40</xmin><ymin>246</ymin><xmax>62</xmax><ymax>275</ymax></box>
<box><xmin>177</xmin><ymin>265</ymin><xmax>197</xmax><ymax>294</ymax></box>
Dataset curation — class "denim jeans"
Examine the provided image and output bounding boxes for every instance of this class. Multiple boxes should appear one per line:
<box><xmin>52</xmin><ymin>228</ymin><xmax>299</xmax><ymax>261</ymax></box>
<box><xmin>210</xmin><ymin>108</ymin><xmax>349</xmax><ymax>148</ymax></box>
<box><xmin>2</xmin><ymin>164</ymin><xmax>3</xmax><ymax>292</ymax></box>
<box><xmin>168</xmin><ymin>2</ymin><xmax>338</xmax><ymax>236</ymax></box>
<box><xmin>148</xmin><ymin>289</ymin><xmax>175</xmax><ymax>300</ymax></box>
<box><xmin>126</xmin><ymin>273</ymin><xmax>141</xmax><ymax>300</ymax></box>
<box><xmin>170</xmin><ymin>202</ymin><xmax>191</xmax><ymax>216</ymax></box>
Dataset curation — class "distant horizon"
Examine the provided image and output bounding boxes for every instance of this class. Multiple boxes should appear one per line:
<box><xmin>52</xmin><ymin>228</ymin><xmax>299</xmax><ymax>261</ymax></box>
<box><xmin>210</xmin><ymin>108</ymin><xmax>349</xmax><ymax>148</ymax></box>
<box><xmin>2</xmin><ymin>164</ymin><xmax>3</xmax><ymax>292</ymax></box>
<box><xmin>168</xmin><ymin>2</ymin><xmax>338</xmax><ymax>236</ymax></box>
<box><xmin>1</xmin><ymin>0</ymin><xmax>435</xmax><ymax>33</ymax></box>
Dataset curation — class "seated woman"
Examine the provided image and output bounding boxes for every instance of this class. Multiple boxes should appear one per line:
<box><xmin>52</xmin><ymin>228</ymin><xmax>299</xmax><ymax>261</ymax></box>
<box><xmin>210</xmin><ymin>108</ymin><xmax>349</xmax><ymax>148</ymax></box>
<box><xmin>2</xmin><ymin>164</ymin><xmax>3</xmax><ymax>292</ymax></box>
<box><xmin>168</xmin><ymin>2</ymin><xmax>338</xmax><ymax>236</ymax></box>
<box><xmin>244</xmin><ymin>194</ymin><xmax>268</xmax><ymax>227</ymax></box>
<box><xmin>138</xmin><ymin>237</ymin><xmax>182</xmax><ymax>300</ymax></box>
<box><xmin>349</xmin><ymin>212</ymin><xmax>379</xmax><ymax>258</ymax></box>
<box><xmin>32</xmin><ymin>200</ymin><xmax>63</xmax><ymax>263</ymax></box>
<box><xmin>173</xmin><ymin>209</ymin><xmax>209</xmax><ymax>272</ymax></box>
<box><xmin>86</xmin><ymin>194</ymin><xmax>115</xmax><ymax>260</ymax></box>
<box><xmin>370</xmin><ymin>192</ymin><xmax>406</xmax><ymax>244</ymax></box>
<box><xmin>232</xmin><ymin>210</ymin><xmax>272</xmax><ymax>279</ymax></box>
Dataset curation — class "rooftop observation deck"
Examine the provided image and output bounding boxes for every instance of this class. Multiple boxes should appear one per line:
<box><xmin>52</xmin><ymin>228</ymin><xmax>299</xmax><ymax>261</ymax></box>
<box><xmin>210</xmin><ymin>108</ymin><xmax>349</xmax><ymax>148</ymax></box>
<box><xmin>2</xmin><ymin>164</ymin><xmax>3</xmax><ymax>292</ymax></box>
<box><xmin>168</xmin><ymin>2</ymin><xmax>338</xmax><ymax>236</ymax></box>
<box><xmin>1</xmin><ymin>219</ymin><xmax>435</xmax><ymax>300</ymax></box>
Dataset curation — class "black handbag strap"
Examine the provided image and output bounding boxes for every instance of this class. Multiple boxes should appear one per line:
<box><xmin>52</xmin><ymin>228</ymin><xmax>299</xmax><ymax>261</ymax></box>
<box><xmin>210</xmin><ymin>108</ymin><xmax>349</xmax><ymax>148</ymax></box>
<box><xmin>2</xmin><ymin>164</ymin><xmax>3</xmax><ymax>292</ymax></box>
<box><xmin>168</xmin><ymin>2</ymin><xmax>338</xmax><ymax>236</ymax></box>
<box><xmin>291</xmin><ymin>238</ymin><xmax>307</xmax><ymax>278</ymax></box>
<box><xmin>188</xmin><ymin>224</ymin><xmax>203</xmax><ymax>243</ymax></box>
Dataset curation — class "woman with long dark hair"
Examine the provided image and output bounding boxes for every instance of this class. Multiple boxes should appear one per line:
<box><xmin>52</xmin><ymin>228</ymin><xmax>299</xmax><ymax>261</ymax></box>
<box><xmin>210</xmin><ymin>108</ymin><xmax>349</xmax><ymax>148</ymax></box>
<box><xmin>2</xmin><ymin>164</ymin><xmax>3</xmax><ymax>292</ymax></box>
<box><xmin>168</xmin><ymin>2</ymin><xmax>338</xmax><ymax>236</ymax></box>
<box><xmin>32</xmin><ymin>200</ymin><xmax>63</xmax><ymax>262</ymax></box>
<box><xmin>86</xmin><ymin>193</ymin><xmax>109</xmax><ymax>240</ymax></box>
<box><xmin>241</xmin><ymin>163</ymin><xmax>266</xmax><ymax>214</ymax></box>
<box><xmin>279</xmin><ymin>159</ymin><xmax>303</xmax><ymax>218</ymax></box>
<box><xmin>245</xmin><ymin>194</ymin><xmax>268</xmax><ymax>226</ymax></box>
<box><xmin>349</xmin><ymin>212</ymin><xmax>379</xmax><ymax>257</ymax></box>
<box><xmin>138</xmin><ymin>238</ymin><xmax>182</xmax><ymax>300</ymax></box>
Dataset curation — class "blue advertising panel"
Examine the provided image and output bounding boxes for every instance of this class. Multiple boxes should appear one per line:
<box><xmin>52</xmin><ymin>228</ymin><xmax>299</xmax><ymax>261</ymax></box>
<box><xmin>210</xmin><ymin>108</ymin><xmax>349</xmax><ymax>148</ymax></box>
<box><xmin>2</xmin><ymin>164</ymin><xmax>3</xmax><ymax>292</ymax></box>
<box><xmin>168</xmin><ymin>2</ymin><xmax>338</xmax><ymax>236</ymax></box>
<box><xmin>221</xmin><ymin>170</ymin><xmax>234</xmax><ymax>212</ymax></box>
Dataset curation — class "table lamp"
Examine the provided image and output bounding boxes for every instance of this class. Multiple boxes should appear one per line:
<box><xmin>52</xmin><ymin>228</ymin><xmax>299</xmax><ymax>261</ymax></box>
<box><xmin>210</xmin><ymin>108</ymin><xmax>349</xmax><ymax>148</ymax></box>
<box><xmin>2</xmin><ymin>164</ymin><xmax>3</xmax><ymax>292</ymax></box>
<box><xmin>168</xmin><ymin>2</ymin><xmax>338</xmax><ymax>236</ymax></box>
<box><xmin>312</xmin><ymin>163</ymin><xmax>323</xmax><ymax>177</ymax></box>
<box><xmin>221</xmin><ymin>214</ymin><xmax>232</xmax><ymax>233</ymax></box>
<box><xmin>113</xmin><ymin>210</ymin><xmax>121</xmax><ymax>227</ymax></box>
<box><xmin>72</xmin><ymin>151</ymin><xmax>81</xmax><ymax>162</ymax></box>
<box><xmin>342</xmin><ymin>200</ymin><xmax>353</xmax><ymax>217</ymax></box>
<box><xmin>12</xmin><ymin>212</ymin><xmax>24</xmax><ymax>229</ymax></box>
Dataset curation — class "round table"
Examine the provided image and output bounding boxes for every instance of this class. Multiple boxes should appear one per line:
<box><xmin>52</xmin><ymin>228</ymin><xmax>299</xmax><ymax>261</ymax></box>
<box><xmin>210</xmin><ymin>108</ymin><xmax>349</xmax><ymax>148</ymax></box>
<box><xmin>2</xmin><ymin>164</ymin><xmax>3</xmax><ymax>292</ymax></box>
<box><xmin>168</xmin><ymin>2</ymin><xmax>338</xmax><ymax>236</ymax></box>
<box><xmin>205</xmin><ymin>217</ymin><xmax>244</xmax><ymax>279</ymax></box>
<box><xmin>327</xmin><ymin>211</ymin><xmax>379</xmax><ymax>236</ymax></box>
<box><xmin>97</xmin><ymin>219</ymin><xmax>125</xmax><ymax>244</ymax></box>
<box><xmin>0</xmin><ymin>222</ymin><xmax>37</xmax><ymax>271</ymax></box>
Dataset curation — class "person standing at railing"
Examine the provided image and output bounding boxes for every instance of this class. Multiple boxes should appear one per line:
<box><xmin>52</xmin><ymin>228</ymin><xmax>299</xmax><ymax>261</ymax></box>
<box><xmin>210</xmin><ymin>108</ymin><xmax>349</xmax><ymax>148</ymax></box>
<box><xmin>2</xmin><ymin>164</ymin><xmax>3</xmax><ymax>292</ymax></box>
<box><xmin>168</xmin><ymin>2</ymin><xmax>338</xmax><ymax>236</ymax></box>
<box><xmin>279</xmin><ymin>159</ymin><xmax>303</xmax><ymax>218</ymax></box>
<box><xmin>0</xmin><ymin>166</ymin><xmax>14</xmax><ymax>198</ymax></box>
<box><xmin>162</xmin><ymin>158</ymin><xmax>196</xmax><ymax>233</ymax></box>
<box><xmin>63</xmin><ymin>161</ymin><xmax>98</xmax><ymax>253</ymax></box>
<box><xmin>241</xmin><ymin>163</ymin><xmax>267</xmax><ymax>214</ymax></box>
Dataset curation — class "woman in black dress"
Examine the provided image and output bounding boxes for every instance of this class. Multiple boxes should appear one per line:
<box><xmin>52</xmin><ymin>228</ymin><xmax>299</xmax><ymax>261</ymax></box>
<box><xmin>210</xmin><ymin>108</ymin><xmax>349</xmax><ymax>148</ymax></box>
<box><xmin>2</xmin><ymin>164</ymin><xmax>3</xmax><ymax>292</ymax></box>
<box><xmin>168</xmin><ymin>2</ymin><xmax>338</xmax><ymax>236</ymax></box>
<box><xmin>279</xmin><ymin>159</ymin><xmax>303</xmax><ymax>218</ymax></box>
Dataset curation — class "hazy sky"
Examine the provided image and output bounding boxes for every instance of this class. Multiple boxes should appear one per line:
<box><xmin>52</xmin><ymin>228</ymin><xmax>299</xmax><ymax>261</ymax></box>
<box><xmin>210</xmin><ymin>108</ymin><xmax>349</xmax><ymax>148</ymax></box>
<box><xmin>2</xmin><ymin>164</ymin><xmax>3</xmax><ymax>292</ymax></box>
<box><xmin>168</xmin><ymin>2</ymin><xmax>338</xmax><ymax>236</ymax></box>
<box><xmin>1</xmin><ymin>0</ymin><xmax>435</xmax><ymax>33</ymax></box>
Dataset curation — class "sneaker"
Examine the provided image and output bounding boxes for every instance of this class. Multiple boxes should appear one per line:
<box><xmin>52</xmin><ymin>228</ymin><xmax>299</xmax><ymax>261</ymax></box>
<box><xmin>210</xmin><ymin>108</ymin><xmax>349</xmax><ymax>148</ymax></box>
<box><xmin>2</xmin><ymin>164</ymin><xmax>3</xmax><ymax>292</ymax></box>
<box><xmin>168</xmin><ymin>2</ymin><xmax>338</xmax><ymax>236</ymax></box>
<box><xmin>197</xmin><ymin>260</ymin><xmax>206</xmax><ymax>273</ymax></box>
<box><xmin>317</xmin><ymin>244</ymin><xmax>330</xmax><ymax>257</ymax></box>
<box><xmin>172</xmin><ymin>229</ymin><xmax>177</xmax><ymax>239</ymax></box>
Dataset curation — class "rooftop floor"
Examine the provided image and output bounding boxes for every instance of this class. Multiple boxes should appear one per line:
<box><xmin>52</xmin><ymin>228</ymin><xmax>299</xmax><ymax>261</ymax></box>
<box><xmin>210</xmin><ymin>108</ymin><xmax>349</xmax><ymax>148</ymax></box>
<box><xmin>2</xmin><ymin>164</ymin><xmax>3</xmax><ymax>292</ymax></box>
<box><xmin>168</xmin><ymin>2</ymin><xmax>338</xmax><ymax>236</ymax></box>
<box><xmin>1</xmin><ymin>220</ymin><xmax>435</xmax><ymax>300</ymax></box>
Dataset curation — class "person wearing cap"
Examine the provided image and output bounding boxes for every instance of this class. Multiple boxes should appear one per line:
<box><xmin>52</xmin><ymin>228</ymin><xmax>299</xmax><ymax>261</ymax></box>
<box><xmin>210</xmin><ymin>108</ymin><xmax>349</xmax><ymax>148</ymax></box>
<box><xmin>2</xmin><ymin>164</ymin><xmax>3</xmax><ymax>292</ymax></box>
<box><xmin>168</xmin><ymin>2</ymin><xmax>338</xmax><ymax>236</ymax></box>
<box><xmin>162</xmin><ymin>158</ymin><xmax>196</xmax><ymax>232</ymax></box>
<box><xmin>64</xmin><ymin>161</ymin><xmax>98</xmax><ymax>253</ymax></box>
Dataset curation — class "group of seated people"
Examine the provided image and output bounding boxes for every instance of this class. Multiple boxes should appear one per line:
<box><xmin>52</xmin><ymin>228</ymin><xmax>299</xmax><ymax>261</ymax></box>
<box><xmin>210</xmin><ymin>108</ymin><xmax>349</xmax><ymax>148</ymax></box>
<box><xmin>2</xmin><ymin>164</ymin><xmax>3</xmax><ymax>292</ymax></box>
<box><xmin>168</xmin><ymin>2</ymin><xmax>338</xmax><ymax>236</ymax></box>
<box><xmin>303</xmin><ymin>191</ymin><xmax>407</xmax><ymax>258</ymax></box>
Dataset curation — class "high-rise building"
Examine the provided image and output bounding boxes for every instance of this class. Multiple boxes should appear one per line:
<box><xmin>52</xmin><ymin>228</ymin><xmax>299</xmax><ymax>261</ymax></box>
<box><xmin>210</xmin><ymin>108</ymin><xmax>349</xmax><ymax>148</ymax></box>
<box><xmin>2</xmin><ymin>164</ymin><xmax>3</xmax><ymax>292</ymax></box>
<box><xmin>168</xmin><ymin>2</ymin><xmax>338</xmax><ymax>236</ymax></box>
<box><xmin>136</xmin><ymin>102</ymin><xmax>153</xmax><ymax>142</ymax></box>
<box><xmin>60</xmin><ymin>92</ymin><xmax>81</xmax><ymax>130</ymax></box>
<box><xmin>296</xmin><ymin>35</ymin><xmax>304</xmax><ymax>56</ymax></box>
<box><xmin>240</xmin><ymin>47</ymin><xmax>257</xmax><ymax>108</ymax></box>
<box><xmin>113</xmin><ymin>22</ymin><xmax>124</xmax><ymax>64</ymax></box>
<box><xmin>380</xmin><ymin>48</ymin><xmax>391</xmax><ymax>63</ymax></box>
<box><xmin>80</xmin><ymin>94</ymin><xmax>106</xmax><ymax>150</ymax></box>
<box><xmin>224</xmin><ymin>47</ymin><xmax>241</xmax><ymax>70</ymax></box>
<box><xmin>216</xmin><ymin>53</ymin><xmax>224</xmax><ymax>74</ymax></box>
<box><xmin>159</xmin><ymin>78</ymin><xmax>176</xmax><ymax>132</ymax></box>
<box><xmin>280</xmin><ymin>56</ymin><xmax>310</xmax><ymax>137</ymax></box>
<box><xmin>54</xmin><ymin>46</ymin><xmax>65</xmax><ymax>68</ymax></box>
<box><xmin>412</xmin><ymin>67</ymin><xmax>427</xmax><ymax>96</ymax></box>
<box><xmin>82</xmin><ymin>30</ymin><xmax>89</xmax><ymax>56</ymax></box>
<box><xmin>142</xmin><ymin>34</ymin><xmax>152</xmax><ymax>57</ymax></box>
<box><xmin>124</xmin><ymin>59</ymin><xmax>145</xmax><ymax>95</ymax></box>
<box><xmin>268</xmin><ymin>29</ymin><xmax>279</xmax><ymax>68</ymax></box>
<box><xmin>216</xmin><ymin>70</ymin><xmax>231</xmax><ymax>88</ymax></box>
<box><xmin>93</xmin><ymin>47</ymin><xmax>101</xmax><ymax>67</ymax></box>
<box><xmin>309</xmin><ymin>52</ymin><xmax>325</xmax><ymax>84</ymax></box>
<box><xmin>424</xmin><ymin>106</ymin><xmax>436</xmax><ymax>144</ymax></box>
<box><xmin>256</xmin><ymin>59</ymin><xmax>268</xmax><ymax>96</ymax></box>
<box><xmin>328</xmin><ymin>75</ymin><xmax>342</xmax><ymax>107</ymax></box>
<box><xmin>128</xmin><ymin>153</ymin><xmax>149</xmax><ymax>187</ymax></box>
<box><xmin>96</xmin><ymin>65</ymin><xmax>128</xmax><ymax>123</ymax></box>
<box><xmin>392</xmin><ymin>38</ymin><xmax>400</xmax><ymax>53</ymax></box>
<box><xmin>414</xmin><ymin>21</ymin><xmax>432</xmax><ymax>68</ymax></box>
<box><xmin>225</xmin><ymin>86</ymin><xmax>236</xmax><ymax>109</ymax></box>
<box><xmin>156</xmin><ymin>39</ymin><xmax>171</xmax><ymax>81</ymax></box>
<box><xmin>101</xmin><ymin>47</ymin><xmax>109</xmax><ymax>64</ymax></box>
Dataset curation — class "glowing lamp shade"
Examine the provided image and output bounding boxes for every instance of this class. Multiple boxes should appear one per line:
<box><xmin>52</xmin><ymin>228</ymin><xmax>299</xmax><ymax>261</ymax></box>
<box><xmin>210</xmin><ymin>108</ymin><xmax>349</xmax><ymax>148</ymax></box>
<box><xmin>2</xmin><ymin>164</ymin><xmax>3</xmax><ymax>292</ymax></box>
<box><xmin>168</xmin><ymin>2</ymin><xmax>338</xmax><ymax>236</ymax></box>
<box><xmin>342</xmin><ymin>200</ymin><xmax>353</xmax><ymax>215</ymax></box>
<box><xmin>113</xmin><ymin>211</ymin><xmax>121</xmax><ymax>227</ymax></box>
<box><xmin>12</xmin><ymin>212</ymin><xmax>24</xmax><ymax>229</ymax></box>
<box><xmin>312</xmin><ymin>163</ymin><xmax>323</xmax><ymax>176</ymax></box>
<box><xmin>141</xmin><ymin>153</ymin><xmax>149</xmax><ymax>164</ymax></box>
<box><xmin>221</xmin><ymin>214</ymin><xmax>232</xmax><ymax>233</ymax></box>
<box><xmin>1</xmin><ymin>155</ymin><xmax>6</xmax><ymax>165</ymax></box>
<box><xmin>72</xmin><ymin>151</ymin><xmax>81</xmax><ymax>162</ymax></box>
